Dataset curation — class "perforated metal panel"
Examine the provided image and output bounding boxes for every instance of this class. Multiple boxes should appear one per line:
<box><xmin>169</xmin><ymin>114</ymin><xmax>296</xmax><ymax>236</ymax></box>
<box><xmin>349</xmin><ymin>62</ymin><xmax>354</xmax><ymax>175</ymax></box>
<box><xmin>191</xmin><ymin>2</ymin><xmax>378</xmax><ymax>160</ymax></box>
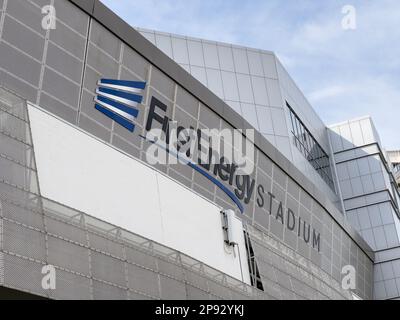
<box><xmin>248</xmin><ymin>224</ymin><xmax>356</xmax><ymax>300</ymax></box>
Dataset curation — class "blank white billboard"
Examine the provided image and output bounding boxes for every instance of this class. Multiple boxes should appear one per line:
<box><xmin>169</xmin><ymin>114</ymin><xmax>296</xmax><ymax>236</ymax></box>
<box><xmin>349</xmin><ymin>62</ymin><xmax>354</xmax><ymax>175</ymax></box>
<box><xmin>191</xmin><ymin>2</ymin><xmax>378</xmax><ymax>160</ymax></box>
<box><xmin>28</xmin><ymin>104</ymin><xmax>250</xmax><ymax>284</ymax></box>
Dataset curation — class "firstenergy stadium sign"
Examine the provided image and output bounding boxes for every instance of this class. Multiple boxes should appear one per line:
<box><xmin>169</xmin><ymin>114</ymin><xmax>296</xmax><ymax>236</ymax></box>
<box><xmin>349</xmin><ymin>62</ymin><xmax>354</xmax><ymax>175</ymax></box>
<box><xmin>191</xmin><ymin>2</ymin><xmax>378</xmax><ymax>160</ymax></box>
<box><xmin>94</xmin><ymin>79</ymin><xmax>321</xmax><ymax>252</ymax></box>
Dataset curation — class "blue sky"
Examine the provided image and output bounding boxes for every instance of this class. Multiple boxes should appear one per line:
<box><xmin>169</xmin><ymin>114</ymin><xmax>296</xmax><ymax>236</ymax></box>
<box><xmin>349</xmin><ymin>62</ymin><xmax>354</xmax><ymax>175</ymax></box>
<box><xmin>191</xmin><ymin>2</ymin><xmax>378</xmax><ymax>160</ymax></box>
<box><xmin>101</xmin><ymin>0</ymin><xmax>400</xmax><ymax>149</ymax></box>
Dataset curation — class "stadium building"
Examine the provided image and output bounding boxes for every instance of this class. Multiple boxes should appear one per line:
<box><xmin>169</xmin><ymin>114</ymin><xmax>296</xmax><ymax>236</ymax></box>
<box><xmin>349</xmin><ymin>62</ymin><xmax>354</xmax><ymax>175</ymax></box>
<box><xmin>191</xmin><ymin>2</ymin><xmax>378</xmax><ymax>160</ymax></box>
<box><xmin>0</xmin><ymin>0</ymin><xmax>399</xmax><ymax>300</ymax></box>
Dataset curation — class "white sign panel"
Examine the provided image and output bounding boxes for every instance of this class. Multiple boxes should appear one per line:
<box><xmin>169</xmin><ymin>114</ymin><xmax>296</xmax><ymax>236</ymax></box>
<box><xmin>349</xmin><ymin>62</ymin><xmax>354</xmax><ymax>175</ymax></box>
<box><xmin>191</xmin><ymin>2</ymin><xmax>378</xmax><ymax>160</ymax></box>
<box><xmin>28</xmin><ymin>104</ymin><xmax>250</xmax><ymax>284</ymax></box>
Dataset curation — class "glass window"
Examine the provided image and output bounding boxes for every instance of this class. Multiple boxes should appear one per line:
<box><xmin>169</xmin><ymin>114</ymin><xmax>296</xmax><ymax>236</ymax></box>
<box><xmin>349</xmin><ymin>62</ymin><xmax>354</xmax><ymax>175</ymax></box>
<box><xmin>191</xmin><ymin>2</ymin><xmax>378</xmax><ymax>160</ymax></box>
<box><xmin>286</xmin><ymin>102</ymin><xmax>335</xmax><ymax>191</ymax></box>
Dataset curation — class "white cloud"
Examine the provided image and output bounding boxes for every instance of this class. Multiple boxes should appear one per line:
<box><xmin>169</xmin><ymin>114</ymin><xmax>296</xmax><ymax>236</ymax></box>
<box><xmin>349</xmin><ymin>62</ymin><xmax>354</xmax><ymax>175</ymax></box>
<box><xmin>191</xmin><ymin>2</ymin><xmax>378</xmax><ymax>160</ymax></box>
<box><xmin>100</xmin><ymin>0</ymin><xmax>400</xmax><ymax>149</ymax></box>
<box><xmin>309</xmin><ymin>85</ymin><xmax>348</xmax><ymax>103</ymax></box>
<box><xmin>310</xmin><ymin>77</ymin><xmax>400</xmax><ymax>149</ymax></box>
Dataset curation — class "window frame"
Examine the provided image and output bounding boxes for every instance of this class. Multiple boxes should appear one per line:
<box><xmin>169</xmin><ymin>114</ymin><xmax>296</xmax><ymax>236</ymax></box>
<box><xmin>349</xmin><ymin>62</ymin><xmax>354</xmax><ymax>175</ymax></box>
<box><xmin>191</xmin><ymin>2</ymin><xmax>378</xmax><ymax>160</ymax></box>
<box><xmin>286</xmin><ymin>102</ymin><xmax>335</xmax><ymax>191</ymax></box>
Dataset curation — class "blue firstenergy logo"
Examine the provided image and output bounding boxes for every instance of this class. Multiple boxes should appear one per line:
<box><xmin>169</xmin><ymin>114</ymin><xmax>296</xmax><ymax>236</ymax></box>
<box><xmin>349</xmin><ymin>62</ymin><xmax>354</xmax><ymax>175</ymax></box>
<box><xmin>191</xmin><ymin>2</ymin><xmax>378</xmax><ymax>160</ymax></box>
<box><xmin>93</xmin><ymin>79</ymin><xmax>247</xmax><ymax>214</ymax></box>
<box><xmin>94</xmin><ymin>79</ymin><xmax>146</xmax><ymax>132</ymax></box>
